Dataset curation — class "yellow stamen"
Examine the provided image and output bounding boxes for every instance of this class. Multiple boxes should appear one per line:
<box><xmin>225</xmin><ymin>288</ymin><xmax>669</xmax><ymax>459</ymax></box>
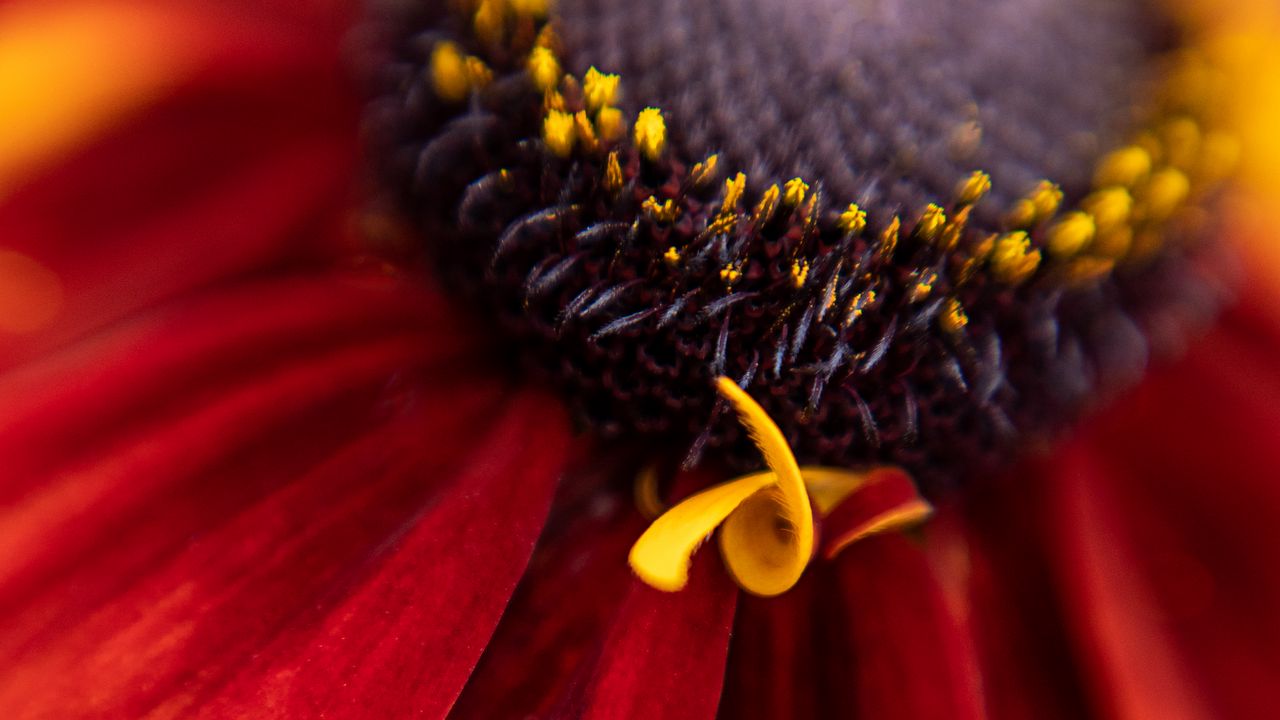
<box><xmin>573</xmin><ymin>110</ymin><xmax>599</xmax><ymax>153</ymax></box>
<box><xmin>689</xmin><ymin>154</ymin><xmax>721</xmax><ymax>188</ymax></box>
<box><xmin>879</xmin><ymin>216</ymin><xmax>901</xmax><ymax>258</ymax></box>
<box><xmin>991</xmin><ymin>231</ymin><xmax>1042</xmax><ymax>285</ymax></box>
<box><xmin>719</xmin><ymin>263</ymin><xmax>742</xmax><ymax>287</ymax></box>
<box><xmin>940</xmin><ymin>298</ymin><xmax>969</xmax><ymax>334</ymax></box>
<box><xmin>642</xmin><ymin>195</ymin><xmax>680</xmax><ymax>223</ymax></box>
<box><xmin>543</xmin><ymin>109</ymin><xmax>576</xmax><ymax>157</ymax></box>
<box><xmin>633</xmin><ymin>107</ymin><xmax>667</xmax><ymax>162</ymax></box>
<box><xmin>791</xmin><ymin>260</ymin><xmax>810</xmax><ymax>288</ymax></box>
<box><xmin>431</xmin><ymin>41</ymin><xmax>472</xmax><ymax>103</ymax></box>
<box><xmin>783</xmin><ymin>177</ymin><xmax>809</xmax><ymax>207</ymax></box>
<box><xmin>1046</xmin><ymin>211</ymin><xmax>1097</xmax><ymax>258</ymax></box>
<box><xmin>909</xmin><ymin>271</ymin><xmax>937</xmax><ymax>303</ymax></box>
<box><xmin>1094</xmin><ymin>145</ymin><xmax>1152</xmax><ymax>188</ymax></box>
<box><xmin>838</xmin><ymin>203</ymin><xmax>868</xmax><ymax>235</ymax></box>
<box><xmin>527</xmin><ymin>46</ymin><xmax>560</xmax><ymax>93</ymax></box>
<box><xmin>753</xmin><ymin>184</ymin><xmax>781</xmax><ymax>226</ymax></box>
<box><xmin>583</xmin><ymin>66</ymin><xmax>620</xmax><ymax>112</ymax></box>
<box><xmin>1142</xmin><ymin>167</ymin><xmax>1191</xmax><ymax>221</ymax></box>
<box><xmin>596</xmin><ymin>107</ymin><xmax>624</xmax><ymax>142</ymax></box>
<box><xmin>956</xmin><ymin>171</ymin><xmax>992</xmax><ymax>205</ymax></box>
<box><xmin>915</xmin><ymin>203</ymin><xmax>947</xmax><ymax>242</ymax></box>
<box><xmin>1082</xmin><ymin>187</ymin><xmax>1133</xmax><ymax>232</ymax></box>
<box><xmin>845</xmin><ymin>290</ymin><xmax>875</xmax><ymax>327</ymax></box>
<box><xmin>604</xmin><ymin>151</ymin><xmax>624</xmax><ymax>193</ymax></box>
<box><xmin>473</xmin><ymin>0</ymin><xmax>505</xmax><ymax>46</ymax></box>
<box><xmin>722</xmin><ymin>172</ymin><xmax>747</xmax><ymax>213</ymax></box>
<box><xmin>663</xmin><ymin>246</ymin><xmax>681</xmax><ymax>266</ymax></box>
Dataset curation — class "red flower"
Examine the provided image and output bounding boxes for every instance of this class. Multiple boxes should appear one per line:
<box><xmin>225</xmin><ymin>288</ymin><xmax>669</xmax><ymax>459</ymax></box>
<box><xmin>2</xmin><ymin>1</ymin><xmax>1279</xmax><ymax>718</ymax></box>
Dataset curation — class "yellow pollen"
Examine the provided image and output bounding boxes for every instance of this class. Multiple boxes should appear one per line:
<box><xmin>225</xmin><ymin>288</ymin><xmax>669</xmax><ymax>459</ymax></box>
<box><xmin>956</xmin><ymin>171</ymin><xmax>992</xmax><ymax>205</ymax></box>
<box><xmin>464</xmin><ymin>57</ymin><xmax>492</xmax><ymax>90</ymax></box>
<box><xmin>720</xmin><ymin>263</ymin><xmax>742</xmax><ymax>286</ymax></box>
<box><xmin>510</xmin><ymin>0</ymin><xmax>550</xmax><ymax>19</ymax></box>
<box><xmin>916</xmin><ymin>203</ymin><xmax>947</xmax><ymax>242</ymax></box>
<box><xmin>663</xmin><ymin>246</ymin><xmax>682</xmax><ymax>266</ymax></box>
<box><xmin>1064</xmin><ymin>256</ymin><xmax>1116</xmax><ymax>285</ymax></box>
<box><xmin>1160</xmin><ymin>116</ymin><xmax>1202</xmax><ymax>170</ymax></box>
<box><xmin>845</xmin><ymin>290</ymin><xmax>876</xmax><ymax>327</ymax></box>
<box><xmin>783</xmin><ymin>177</ymin><xmax>809</xmax><ymax>207</ymax></box>
<box><xmin>628</xmin><ymin>378</ymin><xmax>931</xmax><ymax>595</ymax></box>
<box><xmin>754</xmin><ymin>184</ymin><xmax>781</xmax><ymax>226</ymax></box>
<box><xmin>642</xmin><ymin>195</ymin><xmax>681</xmax><ymax>223</ymax></box>
<box><xmin>527</xmin><ymin>46</ymin><xmax>560</xmax><ymax>92</ymax></box>
<box><xmin>722</xmin><ymin>172</ymin><xmax>747</xmax><ymax>213</ymax></box>
<box><xmin>879</xmin><ymin>216</ymin><xmax>901</xmax><ymax>258</ymax></box>
<box><xmin>940</xmin><ymin>298</ymin><xmax>969</xmax><ymax>334</ymax></box>
<box><xmin>604</xmin><ymin>151</ymin><xmax>623</xmax><ymax>193</ymax></box>
<box><xmin>430</xmin><ymin>42</ymin><xmax>471</xmax><ymax>103</ymax></box>
<box><xmin>573</xmin><ymin>110</ymin><xmax>599</xmax><ymax>152</ymax></box>
<box><xmin>1142</xmin><ymin>167</ymin><xmax>1191</xmax><ymax>221</ymax></box>
<box><xmin>909</xmin><ymin>271</ymin><xmax>937</xmax><ymax>303</ymax></box>
<box><xmin>690</xmin><ymin>154</ymin><xmax>721</xmax><ymax>188</ymax></box>
<box><xmin>1083</xmin><ymin>187</ymin><xmax>1133</xmax><ymax>232</ymax></box>
<box><xmin>1095</xmin><ymin>145</ymin><xmax>1152</xmax><ymax>188</ymax></box>
<box><xmin>595</xmin><ymin>106</ymin><xmax>624</xmax><ymax>142</ymax></box>
<box><xmin>1046</xmin><ymin>211</ymin><xmax>1097</xmax><ymax>258</ymax></box>
<box><xmin>543</xmin><ymin>109</ymin><xmax>576</xmax><ymax>157</ymax></box>
<box><xmin>1029</xmin><ymin>180</ymin><xmax>1064</xmax><ymax>219</ymax></box>
<box><xmin>583</xmin><ymin>66</ymin><xmax>620</xmax><ymax>112</ymax></box>
<box><xmin>838</xmin><ymin>203</ymin><xmax>867</xmax><ymax>235</ymax></box>
<box><xmin>633</xmin><ymin>107</ymin><xmax>667</xmax><ymax>162</ymax></box>
<box><xmin>473</xmin><ymin>0</ymin><xmax>505</xmax><ymax>46</ymax></box>
<box><xmin>791</xmin><ymin>260</ymin><xmax>810</xmax><ymax>288</ymax></box>
<box><xmin>991</xmin><ymin>231</ymin><xmax>1042</xmax><ymax>285</ymax></box>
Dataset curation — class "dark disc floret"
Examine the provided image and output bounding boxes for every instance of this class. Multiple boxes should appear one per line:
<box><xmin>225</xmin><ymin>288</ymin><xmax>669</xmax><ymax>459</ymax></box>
<box><xmin>366</xmin><ymin>0</ymin><xmax>1238</xmax><ymax>492</ymax></box>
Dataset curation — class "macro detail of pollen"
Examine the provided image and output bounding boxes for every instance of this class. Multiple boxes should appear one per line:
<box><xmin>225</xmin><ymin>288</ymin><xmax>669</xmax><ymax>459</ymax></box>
<box><xmin>370</xmin><ymin>0</ymin><xmax>1237</xmax><ymax>493</ymax></box>
<box><xmin>555</xmin><ymin>0</ymin><xmax>1154</xmax><ymax>223</ymax></box>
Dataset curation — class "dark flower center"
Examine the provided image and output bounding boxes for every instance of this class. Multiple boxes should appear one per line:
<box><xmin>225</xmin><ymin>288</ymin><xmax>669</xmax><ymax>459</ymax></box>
<box><xmin>369</xmin><ymin>0</ymin><xmax>1235</xmax><ymax>493</ymax></box>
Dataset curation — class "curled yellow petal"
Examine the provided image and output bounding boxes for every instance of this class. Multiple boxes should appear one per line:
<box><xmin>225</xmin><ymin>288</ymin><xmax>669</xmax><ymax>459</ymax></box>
<box><xmin>797</xmin><ymin>466</ymin><xmax>872</xmax><ymax>515</ymax></box>
<box><xmin>628</xmin><ymin>471</ymin><xmax>775</xmax><ymax>592</ymax></box>
<box><xmin>713</xmin><ymin>377</ymin><xmax>814</xmax><ymax>596</ymax></box>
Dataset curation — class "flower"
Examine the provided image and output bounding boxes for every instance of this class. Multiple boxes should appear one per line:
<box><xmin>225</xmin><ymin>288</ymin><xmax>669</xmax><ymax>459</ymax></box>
<box><xmin>2</xmin><ymin>0</ymin><xmax>1279</xmax><ymax>718</ymax></box>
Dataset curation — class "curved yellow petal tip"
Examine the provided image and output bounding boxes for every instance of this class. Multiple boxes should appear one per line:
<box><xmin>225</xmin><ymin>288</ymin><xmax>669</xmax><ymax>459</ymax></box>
<box><xmin>628</xmin><ymin>472</ymin><xmax>777</xmax><ymax>592</ymax></box>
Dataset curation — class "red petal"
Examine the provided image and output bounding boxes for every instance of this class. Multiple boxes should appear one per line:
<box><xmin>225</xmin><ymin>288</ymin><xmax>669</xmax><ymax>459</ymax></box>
<box><xmin>0</xmin><ymin>270</ymin><xmax>573</xmax><ymax>717</ymax></box>
<box><xmin>826</xmin><ymin>533</ymin><xmax>986</xmax><ymax>719</ymax></box>
<box><xmin>0</xmin><ymin>2</ymin><xmax>359</xmax><ymax>367</ymax></box>
<box><xmin>566</xmin><ymin>546</ymin><xmax>737</xmax><ymax>719</ymax></box>
<box><xmin>455</xmin><ymin>466</ymin><xmax>737</xmax><ymax>720</ymax></box>
<box><xmin>720</xmin><ymin>577</ymin><xmax>822</xmax><ymax>719</ymax></box>
<box><xmin>820</xmin><ymin>466</ymin><xmax>931</xmax><ymax>559</ymax></box>
<box><xmin>1046</xmin><ymin>299</ymin><xmax>1280</xmax><ymax>718</ymax></box>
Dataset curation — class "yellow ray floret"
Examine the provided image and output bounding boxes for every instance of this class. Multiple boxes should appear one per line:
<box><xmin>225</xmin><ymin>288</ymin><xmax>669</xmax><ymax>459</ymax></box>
<box><xmin>629</xmin><ymin>378</ymin><xmax>814</xmax><ymax>596</ymax></box>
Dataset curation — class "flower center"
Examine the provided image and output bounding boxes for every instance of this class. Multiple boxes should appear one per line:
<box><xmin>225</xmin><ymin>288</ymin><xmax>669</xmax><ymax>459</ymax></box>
<box><xmin>369</xmin><ymin>0</ymin><xmax>1237</xmax><ymax>495</ymax></box>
